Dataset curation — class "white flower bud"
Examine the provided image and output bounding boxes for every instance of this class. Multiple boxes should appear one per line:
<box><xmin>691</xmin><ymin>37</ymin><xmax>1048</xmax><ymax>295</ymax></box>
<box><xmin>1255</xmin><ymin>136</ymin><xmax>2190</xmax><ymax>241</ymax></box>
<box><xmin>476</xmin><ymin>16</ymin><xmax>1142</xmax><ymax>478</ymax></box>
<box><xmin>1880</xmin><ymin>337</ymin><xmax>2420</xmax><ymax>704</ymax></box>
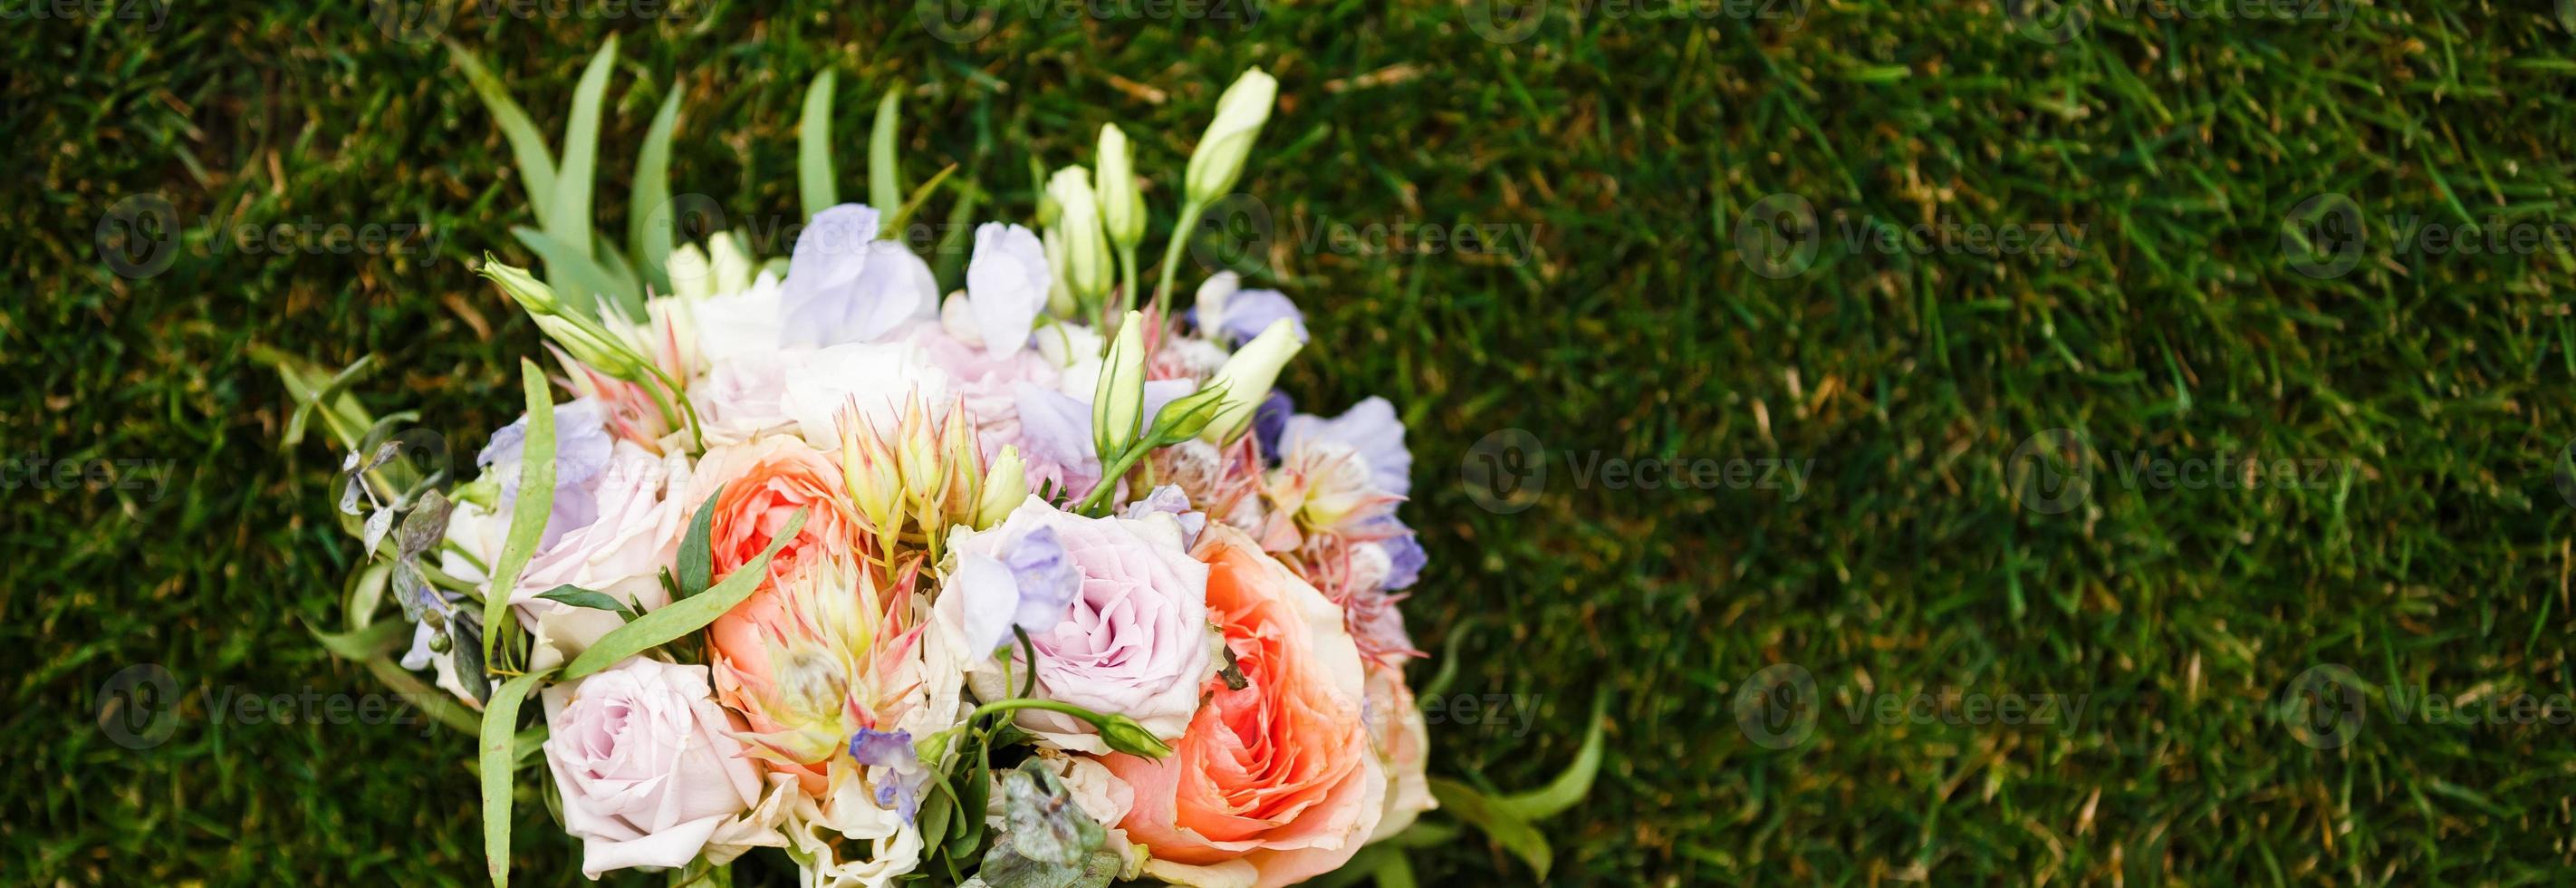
<box><xmin>1198</xmin><ymin>317</ymin><xmax>1302</xmax><ymax>444</ymax></box>
<box><xmin>1045</xmin><ymin>166</ymin><xmax>1111</xmax><ymax>309</ymax></box>
<box><xmin>1097</xmin><ymin>123</ymin><xmax>1146</xmax><ymax>250</ymax></box>
<box><xmin>1184</xmin><ymin>68</ymin><xmax>1277</xmax><ymax>206</ymax></box>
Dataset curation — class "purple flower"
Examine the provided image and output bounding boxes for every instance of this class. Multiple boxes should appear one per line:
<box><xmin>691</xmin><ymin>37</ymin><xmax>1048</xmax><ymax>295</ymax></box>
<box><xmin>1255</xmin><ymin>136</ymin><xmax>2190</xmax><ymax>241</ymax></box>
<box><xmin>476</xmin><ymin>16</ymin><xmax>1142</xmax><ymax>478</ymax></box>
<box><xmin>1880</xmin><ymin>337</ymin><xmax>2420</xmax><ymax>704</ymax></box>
<box><xmin>778</xmin><ymin>204</ymin><xmax>938</xmax><ymax>346</ymax></box>
<box><xmin>1251</xmin><ymin>389</ymin><xmax>1293</xmax><ymax>460</ymax></box>
<box><xmin>479</xmin><ymin>399</ymin><xmax>614</xmax><ymax>549</ymax></box>
<box><xmin>1281</xmin><ymin>396</ymin><xmax>1412</xmax><ymax>497</ymax></box>
<box><xmin>1189</xmin><ymin>271</ymin><xmax>1308</xmax><ymax>347</ymax></box>
<box><xmin>1379</xmin><ymin>523</ymin><xmax>1426</xmax><ymax>591</ymax></box>
<box><xmin>953</xmin><ymin>525</ymin><xmax>1084</xmax><ymax>656</ymax></box>
<box><xmin>1121</xmin><ymin>484</ymin><xmax>1208</xmax><ymax>546</ymax></box>
<box><xmin>848</xmin><ymin>728</ymin><xmax>926</xmax><ymax>822</ymax></box>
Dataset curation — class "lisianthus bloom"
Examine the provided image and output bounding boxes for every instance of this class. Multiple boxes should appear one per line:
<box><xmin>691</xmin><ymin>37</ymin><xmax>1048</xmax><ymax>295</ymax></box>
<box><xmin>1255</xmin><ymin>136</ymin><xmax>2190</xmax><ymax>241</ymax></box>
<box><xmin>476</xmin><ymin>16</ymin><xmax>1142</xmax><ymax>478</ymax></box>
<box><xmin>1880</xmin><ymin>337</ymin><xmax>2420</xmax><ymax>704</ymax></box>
<box><xmin>779</xmin><ymin>204</ymin><xmax>939</xmax><ymax>347</ymax></box>
<box><xmin>542</xmin><ymin>656</ymin><xmax>774</xmax><ymax>877</ymax></box>
<box><xmin>686</xmin><ymin>436</ymin><xmax>865</xmax><ymax>588</ymax></box>
<box><xmin>512</xmin><ymin>441</ymin><xmax>692</xmax><ymax>671</ymax></box>
<box><xmin>937</xmin><ymin>496</ymin><xmax>1216</xmax><ymax>754</ymax></box>
<box><xmin>1100</xmin><ymin>524</ymin><xmax>1385</xmax><ymax>888</ymax></box>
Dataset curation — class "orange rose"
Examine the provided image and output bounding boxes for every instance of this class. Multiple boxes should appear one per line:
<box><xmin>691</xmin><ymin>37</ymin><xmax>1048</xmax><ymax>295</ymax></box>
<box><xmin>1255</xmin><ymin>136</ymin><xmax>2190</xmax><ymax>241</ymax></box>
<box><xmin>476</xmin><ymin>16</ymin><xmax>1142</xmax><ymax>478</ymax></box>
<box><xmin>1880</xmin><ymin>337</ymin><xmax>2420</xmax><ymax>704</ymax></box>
<box><xmin>1100</xmin><ymin>524</ymin><xmax>1386</xmax><ymax>888</ymax></box>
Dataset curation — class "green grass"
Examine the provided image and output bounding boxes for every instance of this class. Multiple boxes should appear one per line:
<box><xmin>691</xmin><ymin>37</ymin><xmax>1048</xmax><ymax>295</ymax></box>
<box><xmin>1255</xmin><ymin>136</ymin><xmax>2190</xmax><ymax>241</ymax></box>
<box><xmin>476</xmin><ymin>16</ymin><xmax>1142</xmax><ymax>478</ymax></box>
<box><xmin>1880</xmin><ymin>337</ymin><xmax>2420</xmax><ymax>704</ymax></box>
<box><xmin>15</xmin><ymin>1</ymin><xmax>2576</xmax><ymax>884</ymax></box>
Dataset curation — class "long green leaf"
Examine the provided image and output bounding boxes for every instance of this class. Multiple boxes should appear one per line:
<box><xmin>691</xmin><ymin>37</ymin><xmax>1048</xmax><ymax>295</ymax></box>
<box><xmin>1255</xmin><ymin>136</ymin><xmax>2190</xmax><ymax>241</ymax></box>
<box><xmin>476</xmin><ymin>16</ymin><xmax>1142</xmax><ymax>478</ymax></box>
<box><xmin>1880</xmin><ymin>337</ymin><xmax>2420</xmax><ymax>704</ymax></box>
<box><xmin>676</xmin><ymin>485</ymin><xmax>724</xmax><ymax>598</ymax></box>
<box><xmin>1495</xmin><ymin>695</ymin><xmax>1608</xmax><ymax>821</ymax></box>
<box><xmin>800</xmin><ymin>70</ymin><xmax>838</xmax><ymax>219</ymax></box>
<box><xmin>1427</xmin><ymin>778</ymin><xmax>1552</xmax><ymax>880</ymax></box>
<box><xmin>630</xmin><ymin>82</ymin><xmax>684</xmax><ymax>296</ymax></box>
<box><xmin>482</xmin><ymin>361</ymin><xmax>556</xmax><ymax>669</ymax></box>
<box><xmin>481</xmin><ymin>668</ymin><xmax>555</xmax><ymax>888</ymax></box>
<box><xmin>545</xmin><ymin>36</ymin><xmax>620</xmax><ymax>271</ymax></box>
<box><xmin>363</xmin><ymin>656</ymin><xmax>480</xmax><ymax>735</ymax></box>
<box><xmin>308</xmin><ymin>618</ymin><xmax>409</xmax><ymax>661</ymax></box>
<box><xmin>870</xmin><ymin>83</ymin><xmax>904</xmax><ymax>217</ymax></box>
<box><xmin>879</xmin><ymin>163</ymin><xmax>956</xmax><ymax>237</ymax></box>
<box><xmin>560</xmin><ymin>508</ymin><xmax>806</xmax><ymax>680</ymax></box>
<box><xmin>445</xmin><ymin>41</ymin><xmax>557</xmax><ymax>218</ymax></box>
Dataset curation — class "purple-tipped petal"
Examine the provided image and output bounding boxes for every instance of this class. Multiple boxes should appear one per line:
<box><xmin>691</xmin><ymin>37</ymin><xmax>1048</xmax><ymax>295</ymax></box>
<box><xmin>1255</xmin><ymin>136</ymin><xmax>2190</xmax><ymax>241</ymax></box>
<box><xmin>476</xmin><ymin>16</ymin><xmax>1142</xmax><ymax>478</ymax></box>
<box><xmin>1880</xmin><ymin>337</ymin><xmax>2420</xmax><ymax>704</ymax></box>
<box><xmin>1282</xmin><ymin>396</ymin><xmax>1412</xmax><ymax>497</ymax></box>
<box><xmin>1252</xmin><ymin>389</ymin><xmax>1293</xmax><ymax>460</ymax></box>
<box><xmin>479</xmin><ymin>399</ymin><xmax>614</xmax><ymax>548</ymax></box>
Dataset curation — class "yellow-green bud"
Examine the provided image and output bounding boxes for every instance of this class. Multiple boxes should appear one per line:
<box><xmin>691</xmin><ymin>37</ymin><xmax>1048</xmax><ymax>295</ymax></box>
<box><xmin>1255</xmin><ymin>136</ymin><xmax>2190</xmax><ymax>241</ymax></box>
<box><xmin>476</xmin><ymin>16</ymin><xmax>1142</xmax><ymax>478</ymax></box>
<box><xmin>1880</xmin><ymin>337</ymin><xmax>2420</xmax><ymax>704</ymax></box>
<box><xmin>1184</xmin><ymin>68</ymin><xmax>1278</xmax><ymax>206</ymax></box>
<box><xmin>1199</xmin><ymin>317</ymin><xmax>1303</xmax><ymax>444</ymax></box>
<box><xmin>1092</xmin><ymin>311</ymin><xmax>1148</xmax><ymax>459</ymax></box>
<box><xmin>1096</xmin><ymin>123</ymin><xmax>1146</xmax><ymax>250</ymax></box>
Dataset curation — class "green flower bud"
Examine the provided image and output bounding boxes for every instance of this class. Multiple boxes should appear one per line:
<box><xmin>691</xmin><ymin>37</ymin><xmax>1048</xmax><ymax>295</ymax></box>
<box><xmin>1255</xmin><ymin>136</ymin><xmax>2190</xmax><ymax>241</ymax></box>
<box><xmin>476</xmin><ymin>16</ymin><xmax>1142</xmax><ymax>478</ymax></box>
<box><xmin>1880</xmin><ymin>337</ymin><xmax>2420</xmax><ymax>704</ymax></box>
<box><xmin>1097</xmin><ymin>123</ymin><xmax>1146</xmax><ymax>251</ymax></box>
<box><xmin>1045</xmin><ymin>166</ymin><xmax>1111</xmax><ymax>308</ymax></box>
<box><xmin>1097</xmin><ymin>713</ymin><xmax>1177</xmax><ymax>758</ymax></box>
<box><xmin>1092</xmin><ymin>311</ymin><xmax>1148</xmax><ymax>459</ymax></box>
<box><xmin>479</xmin><ymin>256</ymin><xmax>562</xmax><ymax>316</ymax></box>
<box><xmin>1184</xmin><ymin>68</ymin><xmax>1278</xmax><ymax>206</ymax></box>
<box><xmin>1147</xmin><ymin>383</ymin><xmax>1229</xmax><ymax>445</ymax></box>
<box><xmin>667</xmin><ymin>243</ymin><xmax>714</xmax><ymax>302</ymax></box>
<box><xmin>1198</xmin><ymin>318</ymin><xmax>1304</xmax><ymax>444</ymax></box>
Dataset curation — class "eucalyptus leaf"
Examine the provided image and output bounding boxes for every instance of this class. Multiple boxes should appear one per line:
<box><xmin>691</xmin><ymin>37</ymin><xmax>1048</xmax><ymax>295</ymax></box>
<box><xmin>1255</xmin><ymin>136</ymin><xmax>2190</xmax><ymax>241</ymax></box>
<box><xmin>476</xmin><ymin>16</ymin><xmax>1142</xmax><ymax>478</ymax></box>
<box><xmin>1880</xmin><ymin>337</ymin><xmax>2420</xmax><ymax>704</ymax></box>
<box><xmin>308</xmin><ymin>618</ymin><xmax>409</xmax><ymax>661</ymax></box>
<box><xmin>559</xmin><ymin>508</ymin><xmax>806</xmax><ymax>680</ymax></box>
<box><xmin>399</xmin><ymin>490</ymin><xmax>454</xmax><ymax>561</ymax></box>
<box><xmin>1495</xmin><ymin>695</ymin><xmax>1608</xmax><ymax>822</ymax></box>
<box><xmin>533</xmin><ymin>585</ymin><xmax>635</xmax><ymax>620</ymax></box>
<box><xmin>1427</xmin><ymin>778</ymin><xmax>1552</xmax><ymax>880</ymax></box>
<box><xmin>483</xmin><ymin>361</ymin><xmax>557</xmax><ymax>671</ymax></box>
<box><xmin>481</xmin><ymin>668</ymin><xmax>557</xmax><ymax>888</ymax></box>
<box><xmin>799</xmin><ymin>70</ymin><xmax>838</xmax><ymax>220</ymax></box>
<box><xmin>676</xmin><ymin>485</ymin><xmax>723</xmax><ymax>598</ymax></box>
<box><xmin>513</xmin><ymin>226</ymin><xmax>630</xmax><ymax>320</ymax></box>
<box><xmin>545</xmin><ymin>36</ymin><xmax>619</xmax><ymax>265</ymax></box>
<box><xmin>361</xmin><ymin>507</ymin><xmax>396</xmax><ymax>559</ymax></box>
<box><xmin>364</xmin><ymin>656</ymin><xmax>480</xmax><ymax>735</ymax></box>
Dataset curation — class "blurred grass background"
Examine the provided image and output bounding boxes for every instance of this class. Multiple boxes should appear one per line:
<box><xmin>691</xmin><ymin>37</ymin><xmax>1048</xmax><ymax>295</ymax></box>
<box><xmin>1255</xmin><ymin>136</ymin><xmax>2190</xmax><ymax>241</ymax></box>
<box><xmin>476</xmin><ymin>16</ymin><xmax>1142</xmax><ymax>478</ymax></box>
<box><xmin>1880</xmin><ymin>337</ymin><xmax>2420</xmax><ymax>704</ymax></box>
<box><xmin>16</xmin><ymin>0</ymin><xmax>2576</xmax><ymax>883</ymax></box>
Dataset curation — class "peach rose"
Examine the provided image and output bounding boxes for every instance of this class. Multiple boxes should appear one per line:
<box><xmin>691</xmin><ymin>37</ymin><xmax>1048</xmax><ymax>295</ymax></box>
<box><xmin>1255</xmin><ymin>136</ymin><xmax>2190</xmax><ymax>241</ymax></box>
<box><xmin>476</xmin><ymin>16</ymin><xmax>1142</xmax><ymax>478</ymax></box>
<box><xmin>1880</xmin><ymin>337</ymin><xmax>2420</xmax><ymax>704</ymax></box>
<box><xmin>1099</xmin><ymin>525</ymin><xmax>1386</xmax><ymax>888</ymax></box>
<box><xmin>1361</xmin><ymin>662</ymin><xmax>1436</xmax><ymax>842</ymax></box>
<box><xmin>686</xmin><ymin>436</ymin><xmax>860</xmax><ymax>589</ymax></box>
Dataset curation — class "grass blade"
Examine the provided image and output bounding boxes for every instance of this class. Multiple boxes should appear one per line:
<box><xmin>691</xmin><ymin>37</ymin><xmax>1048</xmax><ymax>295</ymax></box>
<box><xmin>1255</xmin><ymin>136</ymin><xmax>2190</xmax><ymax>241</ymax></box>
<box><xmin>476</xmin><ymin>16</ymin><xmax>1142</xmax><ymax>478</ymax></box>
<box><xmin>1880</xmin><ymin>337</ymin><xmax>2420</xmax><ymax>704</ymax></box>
<box><xmin>1428</xmin><ymin>778</ymin><xmax>1552</xmax><ymax>880</ymax></box>
<box><xmin>481</xmin><ymin>360</ymin><xmax>556</xmax><ymax>669</ymax></box>
<box><xmin>560</xmin><ymin>508</ymin><xmax>806</xmax><ymax>680</ymax></box>
<box><xmin>800</xmin><ymin>70</ymin><xmax>838</xmax><ymax>219</ymax></box>
<box><xmin>870</xmin><ymin>83</ymin><xmax>904</xmax><ymax>217</ymax></box>
<box><xmin>445</xmin><ymin>41</ymin><xmax>556</xmax><ymax>219</ymax></box>
<box><xmin>1495</xmin><ymin>694</ymin><xmax>1606</xmax><ymax>821</ymax></box>
<box><xmin>630</xmin><ymin>82</ymin><xmax>683</xmax><ymax>295</ymax></box>
<box><xmin>480</xmin><ymin>667</ymin><xmax>555</xmax><ymax>888</ymax></box>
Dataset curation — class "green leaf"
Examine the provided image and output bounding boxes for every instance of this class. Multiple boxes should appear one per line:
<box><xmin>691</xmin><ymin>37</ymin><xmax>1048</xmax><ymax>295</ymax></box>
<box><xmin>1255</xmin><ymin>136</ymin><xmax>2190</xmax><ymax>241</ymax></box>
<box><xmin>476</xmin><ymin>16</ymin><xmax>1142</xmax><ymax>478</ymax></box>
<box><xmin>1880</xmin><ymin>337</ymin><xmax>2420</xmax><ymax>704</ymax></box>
<box><xmin>879</xmin><ymin>163</ymin><xmax>956</xmax><ymax>236</ymax></box>
<box><xmin>481</xmin><ymin>668</ymin><xmax>556</xmax><ymax>888</ymax></box>
<box><xmin>870</xmin><ymin>83</ymin><xmax>904</xmax><ymax>218</ymax></box>
<box><xmin>533</xmin><ymin>585</ymin><xmax>634</xmax><ymax>619</ymax></box>
<box><xmin>363</xmin><ymin>656</ymin><xmax>480</xmax><ymax>735</ymax></box>
<box><xmin>483</xmin><ymin>361</ymin><xmax>557</xmax><ymax>671</ymax></box>
<box><xmin>676</xmin><ymin>485</ymin><xmax>724</xmax><ymax>598</ymax></box>
<box><xmin>559</xmin><ymin>508</ymin><xmax>806</xmax><ymax>680</ymax></box>
<box><xmin>799</xmin><ymin>70</ymin><xmax>838</xmax><ymax>220</ymax></box>
<box><xmin>1427</xmin><ymin>778</ymin><xmax>1552</xmax><ymax>880</ymax></box>
<box><xmin>307</xmin><ymin>618</ymin><xmax>409</xmax><ymax>661</ymax></box>
<box><xmin>544</xmin><ymin>35</ymin><xmax>619</xmax><ymax>265</ymax></box>
<box><xmin>629</xmin><ymin>82</ymin><xmax>683</xmax><ymax>295</ymax></box>
<box><xmin>445</xmin><ymin>41</ymin><xmax>557</xmax><ymax>218</ymax></box>
<box><xmin>1495</xmin><ymin>694</ymin><xmax>1608</xmax><ymax>822</ymax></box>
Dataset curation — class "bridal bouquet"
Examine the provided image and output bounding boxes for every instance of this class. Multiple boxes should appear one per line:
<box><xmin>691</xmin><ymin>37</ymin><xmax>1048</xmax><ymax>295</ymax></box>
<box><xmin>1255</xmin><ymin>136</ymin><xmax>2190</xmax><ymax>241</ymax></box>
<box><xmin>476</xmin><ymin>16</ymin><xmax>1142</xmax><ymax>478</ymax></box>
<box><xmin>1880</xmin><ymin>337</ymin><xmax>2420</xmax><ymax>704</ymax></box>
<box><xmin>271</xmin><ymin>43</ymin><xmax>1577</xmax><ymax>887</ymax></box>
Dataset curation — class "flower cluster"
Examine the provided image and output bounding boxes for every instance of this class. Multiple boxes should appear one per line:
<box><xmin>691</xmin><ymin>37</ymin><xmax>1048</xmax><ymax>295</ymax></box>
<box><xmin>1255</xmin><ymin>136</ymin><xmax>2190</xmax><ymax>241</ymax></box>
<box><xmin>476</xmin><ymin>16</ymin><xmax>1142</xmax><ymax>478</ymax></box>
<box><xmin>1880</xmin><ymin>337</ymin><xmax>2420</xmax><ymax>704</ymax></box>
<box><xmin>345</xmin><ymin>67</ymin><xmax>1438</xmax><ymax>887</ymax></box>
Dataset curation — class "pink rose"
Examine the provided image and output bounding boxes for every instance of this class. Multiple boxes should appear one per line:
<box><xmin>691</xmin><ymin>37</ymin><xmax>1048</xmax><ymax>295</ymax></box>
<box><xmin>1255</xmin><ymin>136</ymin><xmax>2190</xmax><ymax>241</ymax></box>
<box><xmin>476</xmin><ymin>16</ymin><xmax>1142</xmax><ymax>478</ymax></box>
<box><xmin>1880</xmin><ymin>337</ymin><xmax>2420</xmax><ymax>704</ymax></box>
<box><xmin>940</xmin><ymin>497</ymin><xmax>1214</xmax><ymax>754</ymax></box>
<box><xmin>542</xmin><ymin>657</ymin><xmax>764</xmax><ymax>877</ymax></box>
<box><xmin>509</xmin><ymin>442</ymin><xmax>690</xmax><ymax>670</ymax></box>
